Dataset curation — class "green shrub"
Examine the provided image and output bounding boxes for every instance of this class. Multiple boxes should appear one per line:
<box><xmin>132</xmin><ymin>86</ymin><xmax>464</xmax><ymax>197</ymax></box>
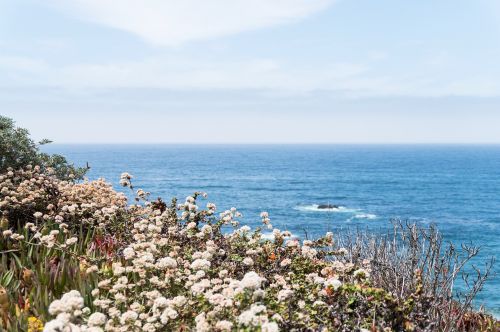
<box><xmin>0</xmin><ymin>115</ymin><xmax>87</xmax><ymax>181</ymax></box>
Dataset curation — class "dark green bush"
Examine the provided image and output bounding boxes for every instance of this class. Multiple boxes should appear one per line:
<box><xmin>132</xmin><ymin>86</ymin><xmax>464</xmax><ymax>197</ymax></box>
<box><xmin>0</xmin><ymin>115</ymin><xmax>87</xmax><ymax>180</ymax></box>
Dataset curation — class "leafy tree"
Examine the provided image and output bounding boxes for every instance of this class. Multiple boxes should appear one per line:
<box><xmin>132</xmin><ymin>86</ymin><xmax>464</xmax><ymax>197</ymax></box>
<box><xmin>0</xmin><ymin>115</ymin><xmax>87</xmax><ymax>180</ymax></box>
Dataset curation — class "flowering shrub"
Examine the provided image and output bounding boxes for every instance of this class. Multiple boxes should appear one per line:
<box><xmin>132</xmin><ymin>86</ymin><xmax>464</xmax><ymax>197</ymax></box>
<box><xmin>0</xmin><ymin>166</ymin><xmax>498</xmax><ymax>331</ymax></box>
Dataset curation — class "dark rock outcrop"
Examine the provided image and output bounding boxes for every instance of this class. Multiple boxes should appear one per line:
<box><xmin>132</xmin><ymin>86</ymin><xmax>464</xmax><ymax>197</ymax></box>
<box><xmin>317</xmin><ymin>204</ymin><xmax>339</xmax><ymax>209</ymax></box>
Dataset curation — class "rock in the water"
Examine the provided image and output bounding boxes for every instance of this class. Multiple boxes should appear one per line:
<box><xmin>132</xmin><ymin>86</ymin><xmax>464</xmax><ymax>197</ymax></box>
<box><xmin>317</xmin><ymin>204</ymin><xmax>339</xmax><ymax>209</ymax></box>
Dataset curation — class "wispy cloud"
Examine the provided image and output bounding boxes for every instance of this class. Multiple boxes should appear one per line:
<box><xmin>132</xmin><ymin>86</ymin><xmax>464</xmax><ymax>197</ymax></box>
<box><xmin>3</xmin><ymin>53</ymin><xmax>500</xmax><ymax>98</ymax></box>
<box><xmin>0</xmin><ymin>56</ymin><xmax>47</xmax><ymax>72</ymax></box>
<box><xmin>48</xmin><ymin>0</ymin><xmax>335</xmax><ymax>46</ymax></box>
<box><xmin>0</xmin><ymin>54</ymin><xmax>385</xmax><ymax>96</ymax></box>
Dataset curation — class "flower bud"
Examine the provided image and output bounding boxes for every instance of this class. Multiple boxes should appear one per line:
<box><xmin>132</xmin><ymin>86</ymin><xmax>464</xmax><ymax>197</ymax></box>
<box><xmin>0</xmin><ymin>216</ymin><xmax>9</xmax><ymax>230</ymax></box>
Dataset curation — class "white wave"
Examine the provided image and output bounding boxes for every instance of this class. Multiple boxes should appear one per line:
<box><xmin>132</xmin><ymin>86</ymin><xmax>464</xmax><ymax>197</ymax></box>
<box><xmin>260</xmin><ymin>232</ymin><xmax>296</xmax><ymax>240</ymax></box>
<box><xmin>260</xmin><ymin>233</ymin><xmax>275</xmax><ymax>240</ymax></box>
<box><xmin>294</xmin><ymin>204</ymin><xmax>357</xmax><ymax>213</ymax></box>
<box><xmin>353</xmin><ymin>213</ymin><xmax>377</xmax><ymax>220</ymax></box>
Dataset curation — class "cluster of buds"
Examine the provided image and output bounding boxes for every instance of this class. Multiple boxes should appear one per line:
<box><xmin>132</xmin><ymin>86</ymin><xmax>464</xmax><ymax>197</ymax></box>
<box><xmin>260</xmin><ymin>211</ymin><xmax>272</xmax><ymax>229</ymax></box>
<box><xmin>119</xmin><ymin>172</ymin><xmax>133</xmax><ymax>188</ymax></box>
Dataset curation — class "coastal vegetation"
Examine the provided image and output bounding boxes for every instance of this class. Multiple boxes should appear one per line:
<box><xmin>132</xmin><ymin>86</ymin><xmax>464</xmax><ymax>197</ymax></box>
<box><xmin>0</xmin><ymin>116</ymin><xmax>498</xmax><ymax>331</ymax></box>
<box><xmin>0</xmin><ymin>116</ymin><xmax>87</xmax><ymax>181</ymax></box>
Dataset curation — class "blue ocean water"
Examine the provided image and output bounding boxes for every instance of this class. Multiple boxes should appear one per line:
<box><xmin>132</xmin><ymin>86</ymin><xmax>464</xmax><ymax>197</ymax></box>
<box><xmin>43</xmin><ymin>144</ymin><xmax>500</xmax><ymax>316</ymax></box>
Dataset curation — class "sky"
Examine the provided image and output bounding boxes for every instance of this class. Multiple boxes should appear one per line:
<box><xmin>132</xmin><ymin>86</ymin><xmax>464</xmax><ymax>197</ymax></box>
<box><xmin>1</xmin><ymin>0</ymin><xmax>500</xmax><ymax>143</ymax></box>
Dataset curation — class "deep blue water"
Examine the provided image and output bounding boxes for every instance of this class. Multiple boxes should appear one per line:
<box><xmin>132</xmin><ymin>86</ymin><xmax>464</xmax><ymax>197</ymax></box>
<box><xmin>43</xmin><ymin>144</ymin><xmax>500</xmax><ymax>316</ymax></box>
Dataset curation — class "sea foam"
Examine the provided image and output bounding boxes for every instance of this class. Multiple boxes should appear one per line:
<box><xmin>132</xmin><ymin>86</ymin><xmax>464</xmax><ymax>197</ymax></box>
<box><xmin>353</xmin><ymin>213</ymin><xmax>377</xmax><ymax>219</ymax></box>
<box><xmin>260</xmin><ymin>232</ymin><xmax>297</xmax><ymax>240</ymax></box>
<box><xmin>294</xmin><ymin>204</ymin><xmax>356</xmax><ymax>213</ymax></box>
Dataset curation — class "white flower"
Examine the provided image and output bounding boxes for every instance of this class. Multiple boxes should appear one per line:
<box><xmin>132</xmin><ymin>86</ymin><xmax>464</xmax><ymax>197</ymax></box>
<box><xmin>153</xmin><ymin>297</ymin><xmax>168</xmax><ymax>309</ymax></box>
<box><xmin>277</xmin><ymin>289</ymin><xmax>294</xmax><ymax>302</ymax></box>
<box><xmin>172</xmin><ymin>296</ymin><xmax>187</xmax><ymax>307</ymax></box>
<box><xmin>87</xmin><ymin>312</ymin><xmax>107</xmax><ymax>326</ymax></box>
<box><xmin>208</xmin><ymin>293</ymin><xmax>225</xmax><ymax>306</ymax></box>
<box><xmin>112</xmin><ymin>263</ymin><xmax>125</xmax><ymax>276</ymax></box>
<box><xmin>191</xmin><ymin>279</ymin><xmax>211</xmax><ymax>295</ymax></box>
<box><xmin>324</xmin><ymin>278</ymin><xmax>342</xmax><ymax>290</ymax></box>
<box><xmin>97</xmin><ymin>279</ymin><xmax>111</xmax><ymax>289</ymax></box>
<box><xmin>10</xmin><ymin>233</ymin><xmax>24</xmax><ymax>241</ymax></box>
<box><xmin>65</xmin><ymin>237</ymin><xmax>78</xmax><ymax>246</ymax></box>
<box><xmin>262</xmin><ymin>321</ymin><xmax>280</xmax><ymax>332</ymax></box>
<box><xmin>190</xmin><ymin>258</ymin><xmax>211</xmax><ymax>271</ymax></box>
<box><xmin>301</xmin><ymin>246</ymin><xmax>317</xmax><ymax>259</ymax></box>
<box><xmin>120</xmin><ymin>172</ymin><xmax>132</xmax><ymax>179</ymax></box>
<box><xmin>238</xmin><ymin>310</ymin><xmax>256</xmax><ymax>326</ymax></box>
<box><xmin>260</xmin><ymin>211</ymin><xmax>271</xmax><ymax>226</ymax></box>
<box><xmin>243</xmin><ymin>257</ymin><xmax>254</xmax><ymax>266</ymax></box>
<box><xmin>215</xmin><ymin>320</ymin><xmax>233</xmax><ymax>331</ymax></box>
<box><xmin>280</xmin><ymin>258</ymin><xmax>291</xmax><ymax>267</ymax></box>
<box><xmin>123</xmin><ymin>247</ymin><xmax>135</xmax><ymax>260</ymax></box>
<box><xmin>160</xmin><ymin>307</ymin><xmax>178</xmax><ymax>323</ymax></box>
<box><xmin>195</xmin><ymin>313</ymin><xmax>211</xmax><ymax>332</ymax></box>
<box><xmin>201</xmin><ymin>224</ymin><xmax>212</xmax><ymax>234</ymax></box>
<box><xmin>240</xmin><ymin>271</ymin><xmax>265</xmax><ymax>290</ymax></box>
<box><xmin>156</xmin><ymin>257</ymin><xmax>178</xmax><ymax>269</ymax></box>
<box><xmin>120</xmin><ymin>310</ymin><xmax>138</xmax><ymax>325</ymax></box>
<box><xmin>48</xmin><ymin>290</ymin><xmax>84</xmax><ymax>316</ymax></box>
<box><xmin>238</xmin><ymin>304</ymin><xmax>268</xmax><ymax>327</ymax></box>
<box><xmin>272</xmin><ymin>313</ymin><xmax>283</xmax><ymax>322</ymax></box>
<box><xmin>239</xmin><ymin>225</ymin><xmax>251</xmax><ymax>233</ymax></box>
<box><xmin>43</xmin><ymin>319</ymin><xmax>65</xmax><ymax>332</ymax></box>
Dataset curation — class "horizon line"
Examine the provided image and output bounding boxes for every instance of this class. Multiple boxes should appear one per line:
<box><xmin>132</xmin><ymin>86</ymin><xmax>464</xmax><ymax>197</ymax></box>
<box><xmin>44</xmin><ymin>142</ymin><xmax>500</xmax><ymax>145</ymax></box>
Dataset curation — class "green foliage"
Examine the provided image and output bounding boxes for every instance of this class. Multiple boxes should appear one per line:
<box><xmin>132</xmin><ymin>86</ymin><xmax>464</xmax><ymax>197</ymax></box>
<box><xmin>0</xmin><ymin>115</ymin><xmax>87</xmax><ymax>180</ymax></box>
<box><xmin>0</xmin><ymin>220</ymin><xmax>99</xmax><ymax>331</ymax></box>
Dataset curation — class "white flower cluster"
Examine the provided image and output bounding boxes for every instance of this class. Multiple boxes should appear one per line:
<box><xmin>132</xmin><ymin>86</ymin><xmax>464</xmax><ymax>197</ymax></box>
<box><xmin>260</xmin><ymin>211</ymin><xmax>272</xmax><ymax>229</ymax></box>
<box><xmin>238</xmin><ymin>304</ymin><xmax>279</xmax><ymax>331</ymax></box>
<box><xmin>37</xmin><ymin>174</ymin><xmax>373</xmax><ymax>332</ymax></box>
<box><xmin>119</xmin><ymin>172</ymin><xmax>133</xmax><ymax>187</ymax></box>
<box><xmin>44</xmin><ymin>291</ymin><xmax>107</xmax><ymax>332</ymax></box>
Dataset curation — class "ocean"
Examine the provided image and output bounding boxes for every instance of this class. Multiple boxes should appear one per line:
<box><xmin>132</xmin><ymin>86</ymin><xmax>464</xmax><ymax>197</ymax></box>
<box><xmin>42</xmin><ymin>144</ymin><xmax>500</xmax><ymax>316</ymax></box>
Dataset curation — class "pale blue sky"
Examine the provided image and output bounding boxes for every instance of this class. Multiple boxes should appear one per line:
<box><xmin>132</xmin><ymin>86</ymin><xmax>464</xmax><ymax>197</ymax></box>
<box><xmin>1</xmin><ymin>0</ymin><xmax>500</xmax><ymax>143</ymax></box>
